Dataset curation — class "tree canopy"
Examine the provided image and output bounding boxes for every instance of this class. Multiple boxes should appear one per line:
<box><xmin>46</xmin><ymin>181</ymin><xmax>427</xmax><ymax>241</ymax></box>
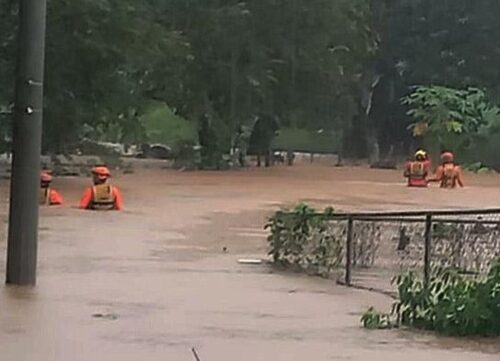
<box><xmin>1</xmin><ymin>0</ymin><xmax>500</xmax><ymax>163</ymax></box>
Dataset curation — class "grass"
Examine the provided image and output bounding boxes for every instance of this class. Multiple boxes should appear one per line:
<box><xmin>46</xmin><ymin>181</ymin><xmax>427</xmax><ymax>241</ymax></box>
<box><xmin>272</xmin><ymin>128</ymin><xmax>340</xmax><ymax>154</ymax></box>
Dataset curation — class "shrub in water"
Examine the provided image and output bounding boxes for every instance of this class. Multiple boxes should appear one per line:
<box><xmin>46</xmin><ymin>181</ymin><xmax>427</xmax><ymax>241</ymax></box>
<box><xmin>266</xmin><ymin>204</ymin><xmax>341</xmax><ymax>277</ymax></box>
<box><xmin>363</xmin><ymin>258</ymin><xmax>500</xmax><ymax>336</ymax></box>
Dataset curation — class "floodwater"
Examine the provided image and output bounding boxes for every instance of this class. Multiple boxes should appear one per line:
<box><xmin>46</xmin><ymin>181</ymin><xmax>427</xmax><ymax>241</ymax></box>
<box><xmin>0</xmin><ymin>164</ymin><xmax>499</xmax><ymax>360</ymax></box>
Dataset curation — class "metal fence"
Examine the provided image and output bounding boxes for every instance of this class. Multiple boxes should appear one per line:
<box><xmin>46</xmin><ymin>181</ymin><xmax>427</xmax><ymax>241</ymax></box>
<box><xmin>325</xmin><ymin>208</ymin><xmax>500</xmax><ymax>295</ymax></box>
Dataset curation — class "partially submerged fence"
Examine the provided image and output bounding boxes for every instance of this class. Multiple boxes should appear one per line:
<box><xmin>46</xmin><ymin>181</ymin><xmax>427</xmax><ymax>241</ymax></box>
<box><xmin>275</xmin><ymin>208</ymin><xmax>500</xmax><ymax>295</ymax></box>
<box><xmin>337</xmin><ymin>208</ymin><xmax>500</xmax><ymax>293</ymax></box>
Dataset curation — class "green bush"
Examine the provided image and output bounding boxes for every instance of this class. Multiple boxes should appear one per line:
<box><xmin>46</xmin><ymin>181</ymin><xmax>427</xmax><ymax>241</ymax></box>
<box><xmin>266</xmin><ymin>204</ymin><xmax>341</xmax><ymax>277</ymax></box>
<box><xmin>140</xmin><ymin>103</ymin><xmax>198</xmax><ymax>148</ymax></box>
<box><xmin>363</xmin><ymin>259</ymin><xmax>500</xmax><ymax>336</ymax></box>
<box><xmin>361</xmin><ymin>307</ymin><xmax>393</xmax><ymax>330</ymax></box>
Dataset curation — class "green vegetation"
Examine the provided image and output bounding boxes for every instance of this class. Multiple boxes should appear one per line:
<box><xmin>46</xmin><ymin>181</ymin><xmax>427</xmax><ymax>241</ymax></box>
<box><xmin>363</xmin><ymin>260</ymin><xmax>500</xmax><ymax>336</ymax></box>
<box><xmin>272</xmin><ymin>128</ymin><xmax>340</xmax><ymax>154</ymax></box>
<box><xmin>266</xmin><ymin>204</ymin><xmax>500</xmax><ymax>337</ymax></box>
<box><xmin>361</xmin><ymin>307</ymin><xmax>393</xmax><ymax>330</ymax></box>
<box><xmin>2</xmin><ymin>1</ymin><xmax>500</xmax><ymax>165</ymax></box>
<box><xmin>266</xmin><ymin>204</ymin><xmax>341</xmax><ymax>278</ymax></box>
<box><xmin>140</xmin><ymin>103</ymin><xmax>198</xmax><ymax>149</ymax></box>
<box><xmin>404</xmin><ymin>86</ymin><xmax>500</xmax><ymax>156</ymax></box>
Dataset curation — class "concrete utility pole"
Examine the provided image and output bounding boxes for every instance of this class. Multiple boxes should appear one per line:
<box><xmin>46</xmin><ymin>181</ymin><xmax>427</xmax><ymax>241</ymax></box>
<box><xmin>6</xmin><ymin>0</ymin><xmax>47</xmax><ymax>286</ymax></box>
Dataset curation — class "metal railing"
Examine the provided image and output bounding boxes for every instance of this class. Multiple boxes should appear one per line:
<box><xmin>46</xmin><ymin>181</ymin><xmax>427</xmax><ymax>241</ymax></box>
<box><xmin>322</xmin><ymin>208</ymin><xmax>500</xmax><ymax>294</ymax></box>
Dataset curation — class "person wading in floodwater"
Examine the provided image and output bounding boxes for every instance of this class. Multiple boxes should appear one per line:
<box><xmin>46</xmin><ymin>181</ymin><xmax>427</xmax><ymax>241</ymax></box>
<box><xmin>404</xmin><ymin>149</ymin><xmax>431</xmax><ymax>187</ymax></box>
<box><xmin>39</xmin><ymin>171</ymin><xmax>63</xmax><ymax>206</ymax></box>
<box><xmin>429</xmin><ymin>151</ymin><xmax>464</xmax><ymax>189</ymax></box>
<box><xmin>79</xmin><ymin>166</ymin><xmax>124</xmax><ymax>210</ymax></box>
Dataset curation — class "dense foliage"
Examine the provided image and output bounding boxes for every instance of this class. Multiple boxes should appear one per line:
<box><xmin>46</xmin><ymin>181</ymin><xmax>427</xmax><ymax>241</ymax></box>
<box><xmin>2</xmin><ymin>1</ymin><xmax>500</xmax><ymax>162</ymax></box>
<box><xmin>362</xmin><ymin>260</ymin><xmax>500</xmax><ymax>336</ymax></box>
<box><xmin>403</xmin><ymin>86</ymin><xmax>500</xmax><ymax>156</ymax></box>
<box><xmin>266</xmin><ymin>204</ymin><xmax>342</xmax><ymax>277</ymax></box>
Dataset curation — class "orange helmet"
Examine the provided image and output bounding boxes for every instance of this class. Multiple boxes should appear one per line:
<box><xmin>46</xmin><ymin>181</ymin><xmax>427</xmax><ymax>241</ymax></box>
<box><xmin>92</xmin><ymin>166</ymin><xmax>111</xmax><ymax>179</ymax></box>
<box><xmin>441</xmin><ymin>152</ymin><xmax>454</xmax><ymax>163</ymax></box>
<box><xmin>40</xmin><ymin>171</ymin><xmax>53</xmax><ymax>183</ymax></box>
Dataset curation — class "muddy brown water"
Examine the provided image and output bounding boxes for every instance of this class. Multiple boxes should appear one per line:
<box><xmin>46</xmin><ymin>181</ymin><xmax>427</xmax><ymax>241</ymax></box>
<box><xmin>0</xmin><ymin>165</ymin><xmax>499</xmax><ymax>360</ymax></box>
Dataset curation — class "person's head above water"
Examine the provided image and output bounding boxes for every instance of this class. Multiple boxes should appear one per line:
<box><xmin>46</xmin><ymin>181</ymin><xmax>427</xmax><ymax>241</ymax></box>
<box><xmin>91</xmin><ymin>166</ymin><xmax>111</xmax><ymax>185</ymax></box>
<box><xmin>441</xmin><ymin>151</ymin><xmax>454</xmax><ymax>164</ymax></box>
<box><xmin>40</xmin><ymin>171</ymin><xmax>53</xmax><ymax>189</ymax></box>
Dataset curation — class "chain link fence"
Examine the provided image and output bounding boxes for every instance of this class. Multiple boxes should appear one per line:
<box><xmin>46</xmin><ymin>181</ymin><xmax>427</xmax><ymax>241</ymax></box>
<box><xmin>324</xmin><ymin>209</ymin><xmax>500</xmax><ymax>295</ymax></box>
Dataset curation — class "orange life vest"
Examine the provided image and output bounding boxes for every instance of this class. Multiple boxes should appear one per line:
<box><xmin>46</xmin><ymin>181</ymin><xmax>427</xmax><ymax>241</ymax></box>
<box><xmin>409</xmin><ymin>161</ymin><xmax>426</xmax><ymax>179</ymax></box>
<box><xmin>441</xmin><ymin>164</ymin><xmax>456</xmax><ymax>188</ymax></box>
<box><xmin>91</xmin><ymin>184</ymin><xmax>116</xmax><ymax>210</ymax></box>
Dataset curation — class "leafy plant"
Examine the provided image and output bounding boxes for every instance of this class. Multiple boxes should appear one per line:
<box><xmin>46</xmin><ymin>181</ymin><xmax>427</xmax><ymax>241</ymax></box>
<box><xmin>361</xmin><ymin>307</ymin><xmax>393</xmax><ymax>330</ymax></box>
<box><xmin>363</xmin><ymin>258</ymin><xmax>500</xmax><ymax>336</ymax></box>
<box><xmin>266</xmin><ymin>204</ymin><xmax>342</xmax><ymax>277</ymax></box>
<box><xmin>403</xmin><ymin>86</ymin><xmax>500</xmax><ymax>153</ymax></box>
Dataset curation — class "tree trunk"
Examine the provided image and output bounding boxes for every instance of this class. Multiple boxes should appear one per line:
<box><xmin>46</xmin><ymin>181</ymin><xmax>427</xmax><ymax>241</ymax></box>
<box><xmin>229</xmin><ymin>48</ymin><xmax>237</xmax><ymax>125</ymax></box>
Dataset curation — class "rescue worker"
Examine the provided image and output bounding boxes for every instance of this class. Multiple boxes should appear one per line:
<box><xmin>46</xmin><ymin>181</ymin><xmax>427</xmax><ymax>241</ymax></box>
<box><xmin>404</xmin><ymin>150</ymin><xmax>431</xmax><ymax>187</ymax></box>
<box><xmin>40</xmin><ymin>171</ymin><xmax>63</xmax><ymax>206</ymax></box>
<box><xmin>79</xmin><ymin>166</ymin><xmax>124</xmax><ymax>210</ymax></box>
<box><xmin>429</xmin><ymin>151</ymin><xmax>464</xmax><ymax>189</ymax></box>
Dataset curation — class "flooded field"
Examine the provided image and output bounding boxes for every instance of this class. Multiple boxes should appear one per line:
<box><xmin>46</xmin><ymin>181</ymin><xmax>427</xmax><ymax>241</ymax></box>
<box><xmin>0</xmin><ymin>164</ymin><xmax>499</xmax><ymax>360</ymax></box>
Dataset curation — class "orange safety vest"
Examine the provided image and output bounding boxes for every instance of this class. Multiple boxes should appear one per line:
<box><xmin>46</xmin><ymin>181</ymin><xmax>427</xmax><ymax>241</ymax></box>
<box><xmin>441</xmin><ymin>164</ymin><xmax>457</xmax><ymax>188</ymax></box>
<box><xmin>91</xmin><ymin>184</ymin><xmax>116</xmax><ymax>210</ymax></box>
<box><xmin>409</xmin><ymin>161</ymin><xmax>426</xmax><ymax>179</ymax></box>
<box><xmin>406</xmin><ymin>161</ymin><xmax>428</xmax><ymax>187</ymax></box>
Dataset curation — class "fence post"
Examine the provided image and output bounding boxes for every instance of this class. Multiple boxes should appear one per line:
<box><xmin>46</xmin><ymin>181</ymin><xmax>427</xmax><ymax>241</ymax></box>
<box><xmin>345</xmin><ymin>216</ymin><xmax>354</xmax><ymax>286</ymax></box>
<box><xmin>424</xmin><ymin>214</ymin><xmax>432</xmax><ymax>288</ymax></box>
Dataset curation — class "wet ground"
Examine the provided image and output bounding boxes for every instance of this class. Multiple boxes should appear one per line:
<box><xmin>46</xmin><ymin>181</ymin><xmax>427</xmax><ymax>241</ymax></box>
<box><xmin>0</xmin><ymin>164</ymin><xmax>499</xmax><ymax>360</ymax></box>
